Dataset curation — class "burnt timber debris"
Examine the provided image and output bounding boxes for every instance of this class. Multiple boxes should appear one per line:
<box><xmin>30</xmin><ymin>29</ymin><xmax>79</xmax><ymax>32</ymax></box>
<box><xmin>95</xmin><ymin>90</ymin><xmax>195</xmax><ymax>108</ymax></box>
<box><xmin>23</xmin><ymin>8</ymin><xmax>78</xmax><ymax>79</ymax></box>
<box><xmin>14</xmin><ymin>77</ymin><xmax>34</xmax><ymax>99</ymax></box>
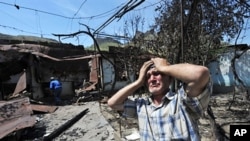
<box><xmin>43</xmin><ymin>108</ymin><xmax>89</xmax><ymax>141</ymax></box>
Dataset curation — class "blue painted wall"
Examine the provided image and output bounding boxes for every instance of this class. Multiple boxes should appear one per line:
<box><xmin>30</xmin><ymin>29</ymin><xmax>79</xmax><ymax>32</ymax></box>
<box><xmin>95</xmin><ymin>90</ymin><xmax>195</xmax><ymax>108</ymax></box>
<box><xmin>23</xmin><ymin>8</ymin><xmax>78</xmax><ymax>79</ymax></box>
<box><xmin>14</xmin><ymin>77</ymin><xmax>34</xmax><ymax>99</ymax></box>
<box><xmin>207</xmin><ymin>46</ymin><xmax>250</xmax><ymax>94</ymax></box>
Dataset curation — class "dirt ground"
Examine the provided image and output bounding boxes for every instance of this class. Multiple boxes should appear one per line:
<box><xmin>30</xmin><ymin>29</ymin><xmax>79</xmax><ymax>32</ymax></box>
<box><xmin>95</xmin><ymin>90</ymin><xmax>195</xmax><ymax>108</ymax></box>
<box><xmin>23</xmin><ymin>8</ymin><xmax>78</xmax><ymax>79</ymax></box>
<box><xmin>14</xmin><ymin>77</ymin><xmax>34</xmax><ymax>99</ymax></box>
<box><xmin>2</xmin><ymin>92</ymin><xmax>250</xmax><ymax>141</ymax></box>
<box><xmin>101</xmin><ymin>92</ymin><xmax>250</xmax><ymax>141</ymax></box>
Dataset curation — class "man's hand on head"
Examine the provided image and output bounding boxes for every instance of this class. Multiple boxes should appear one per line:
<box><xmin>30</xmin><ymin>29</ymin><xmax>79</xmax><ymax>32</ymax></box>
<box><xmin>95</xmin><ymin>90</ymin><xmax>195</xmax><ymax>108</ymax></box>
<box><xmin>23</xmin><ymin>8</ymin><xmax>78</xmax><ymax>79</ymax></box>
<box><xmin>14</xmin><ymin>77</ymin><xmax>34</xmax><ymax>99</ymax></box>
<box><xmin>151</xmin><ymin>58</ymin><xmax>170</xmax><ymax>72</ymax></box>
<box><xmin>136</xmin><ymin>60</ymin><xmax>154</xmax><ymax>86</ymax></box>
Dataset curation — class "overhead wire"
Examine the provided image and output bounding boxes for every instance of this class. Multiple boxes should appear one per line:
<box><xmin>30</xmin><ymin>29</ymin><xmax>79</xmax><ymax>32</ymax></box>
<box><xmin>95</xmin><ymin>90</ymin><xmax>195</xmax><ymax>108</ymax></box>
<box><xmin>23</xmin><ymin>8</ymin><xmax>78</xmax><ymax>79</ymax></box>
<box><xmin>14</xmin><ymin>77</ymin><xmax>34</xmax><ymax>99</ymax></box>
<box><xmin>0</xmin><ymin>24</ymin><xmax>51</xmax><ymax>36</ymax></box>
<box><xmin>35</xmin><ymin>11</ymin><xmax>43</xmax><ymax>37</ymax></box>
<box><xmin>94</xmin><ymin>0</ymin><xmax>145</xmax><ymax>34</ymax></box>
<box><xmin>68</xmin><ymin>0</ymin><xmax>87</xmax><ymax>34</ymax></box>
<box><xmin>0</xmin><ymin>1</ymin><xmax>122</xmax><ymax>20</ymax></box>
<box><xmin>133</xmin><ymin>0</ymin><xmax>162</xmax><ymax>11</ymax></box>
<box><xmin>72</xmin><ymin>0</ymin><xmax>87</xmax><ymax>18</ymax></box>
<box><xmin>0</xmin><ymin>2</ymin><xmax>83</xmax><ymax>19</ymax></box>
<box><xmin>0</xmin><ymin>0</ymin><xmax>128</xmax><ymax>37</ymax></box>
<box><xmin>0</xmin><ymin>0</ymin><xmax>161</xmax><ymax>44</ymax></box>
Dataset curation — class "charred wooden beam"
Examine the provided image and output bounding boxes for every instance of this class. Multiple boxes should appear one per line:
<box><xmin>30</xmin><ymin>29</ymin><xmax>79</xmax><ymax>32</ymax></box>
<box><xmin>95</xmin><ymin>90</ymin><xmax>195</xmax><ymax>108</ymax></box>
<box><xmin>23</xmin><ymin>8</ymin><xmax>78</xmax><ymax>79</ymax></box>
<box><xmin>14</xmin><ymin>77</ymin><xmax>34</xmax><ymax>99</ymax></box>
<box><xmin>43</xmin><ymin>108</ymin><xmax>89</xmax><ymax>141</ymax></box>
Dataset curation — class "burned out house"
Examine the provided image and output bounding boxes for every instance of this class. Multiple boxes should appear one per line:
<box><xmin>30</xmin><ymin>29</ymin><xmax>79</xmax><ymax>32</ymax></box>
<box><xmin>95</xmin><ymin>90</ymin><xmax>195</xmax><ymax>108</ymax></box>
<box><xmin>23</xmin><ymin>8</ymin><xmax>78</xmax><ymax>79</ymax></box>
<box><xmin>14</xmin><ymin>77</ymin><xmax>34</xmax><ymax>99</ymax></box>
<box><xmin>0</xmin><ymin>40</ymin><xmax>88</xmax><ymax>100</ymax></box>
<box><xmin>0</xmin><ymin>35</ymin><xmax>155</xmax><ymax>139</ymax></box>
<box><xmin>0</xmin><ymin>36</ymin><xmax>152</xmax><ymax>102</ymax></box>
<box><xmin>2</xmin><ymin>36</ymin><xmax>249</xmax><ymax>100</ymax></box>
<box><xmin>1</xmin><ymin>34</ymin><xmax>250</xmax><ymax>140</ymax></box>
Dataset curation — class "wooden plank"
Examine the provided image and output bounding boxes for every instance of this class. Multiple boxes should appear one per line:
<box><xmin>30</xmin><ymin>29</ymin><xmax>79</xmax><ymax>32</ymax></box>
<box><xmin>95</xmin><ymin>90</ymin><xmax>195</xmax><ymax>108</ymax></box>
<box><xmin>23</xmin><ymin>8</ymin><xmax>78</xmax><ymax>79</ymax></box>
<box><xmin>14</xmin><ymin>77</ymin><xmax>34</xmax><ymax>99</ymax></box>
<box><xmin>0</xmin><ymin>97</ymin><xmax>33</xmax><ymax>122</ymax></box>
<box><xmin>0</xmin><ymin>115</ymin><xmax>36</xmax><ymax>139</ymax></box>
<box><xmin>31</xmin><ymin>104</ymin><xmax>58</xmax><ymax>113</ymax></box>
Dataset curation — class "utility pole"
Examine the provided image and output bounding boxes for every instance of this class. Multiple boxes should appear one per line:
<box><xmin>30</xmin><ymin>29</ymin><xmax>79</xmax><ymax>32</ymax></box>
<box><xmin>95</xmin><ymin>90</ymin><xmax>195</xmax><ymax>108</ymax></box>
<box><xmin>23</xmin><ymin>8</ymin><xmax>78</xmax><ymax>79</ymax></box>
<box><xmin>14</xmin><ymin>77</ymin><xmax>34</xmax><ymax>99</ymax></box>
<box><xmin>180</xmin><ymin>0</ymin><xmax>184</xmax><ymax>63</ymax></box>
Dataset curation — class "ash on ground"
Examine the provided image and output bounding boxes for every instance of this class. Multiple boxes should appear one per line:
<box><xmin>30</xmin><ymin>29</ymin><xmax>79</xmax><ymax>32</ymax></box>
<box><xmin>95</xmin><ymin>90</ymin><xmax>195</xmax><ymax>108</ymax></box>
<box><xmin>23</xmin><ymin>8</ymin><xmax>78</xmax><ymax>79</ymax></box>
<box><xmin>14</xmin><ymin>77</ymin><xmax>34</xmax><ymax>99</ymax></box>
<box><xmin>2</xmin><ymin>93</ymin><xmax>250</xmax><ymax>141</ymax></box>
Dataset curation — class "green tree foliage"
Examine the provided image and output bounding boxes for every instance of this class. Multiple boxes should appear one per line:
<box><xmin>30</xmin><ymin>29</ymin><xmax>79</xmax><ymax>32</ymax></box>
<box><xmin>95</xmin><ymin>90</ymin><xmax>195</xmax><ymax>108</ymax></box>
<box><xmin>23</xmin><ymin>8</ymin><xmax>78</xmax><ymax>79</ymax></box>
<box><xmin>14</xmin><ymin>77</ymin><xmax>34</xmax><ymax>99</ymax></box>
<box><xmin>149</xmin><ymin>0</ymin><xmax>250</xmax><ymax>65</ymax></box>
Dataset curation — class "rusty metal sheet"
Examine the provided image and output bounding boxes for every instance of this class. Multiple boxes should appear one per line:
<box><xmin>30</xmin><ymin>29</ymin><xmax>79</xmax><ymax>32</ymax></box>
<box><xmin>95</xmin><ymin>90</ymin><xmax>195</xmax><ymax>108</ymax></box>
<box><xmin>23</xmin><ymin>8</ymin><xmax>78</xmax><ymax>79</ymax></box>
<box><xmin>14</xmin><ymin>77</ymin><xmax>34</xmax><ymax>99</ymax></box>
<box><xmin>31</xmin><ymin>52</ymin><xmax>100</xmax><ymax>61</ymax></box>
<box><xmin>89</xmin><ymin>56</ymin><xmax>99</xmax><ymax>83</ymax></box>
<box><xmin>0</xmin><ymin>115</ymin><xmax>36</xmax><ymax>139</ymax></box>
<box><xmin>0</xmin><ymin>44</ymin><xmax>101</xmax><ymax>61</ymax></box>
<box><xmin>13</xmin><ymin>71</ymin><xmax>26</xmax><ymax>95</ymax></box>
<box><xmin>0</xmin><ymin>97</ymin><xmax>33</xmax><ymax>122</ymax></box>
<box><xmin>0</xmin><ymin>97</ymin><xmax>35</xmax><ymax>139</ymax></box>
<box><xmin>30</xmin><ymin>104</ymin><xmax>58</xmax><ymax>113</ymax></box>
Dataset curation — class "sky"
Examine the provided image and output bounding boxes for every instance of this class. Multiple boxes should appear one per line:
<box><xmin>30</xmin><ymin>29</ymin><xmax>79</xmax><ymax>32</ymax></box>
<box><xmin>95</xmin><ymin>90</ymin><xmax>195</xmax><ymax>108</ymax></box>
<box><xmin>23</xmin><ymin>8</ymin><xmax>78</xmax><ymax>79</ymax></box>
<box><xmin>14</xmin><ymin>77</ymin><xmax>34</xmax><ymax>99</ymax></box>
<box><xmin>0</xmin><ymin>0</ymin><xmax>161</xmax><ymax>46</ymax></box>
<box><xmin>0</xmin><ymin>0</ymin><xmax>249</xmax><ymax>47</ymax></box>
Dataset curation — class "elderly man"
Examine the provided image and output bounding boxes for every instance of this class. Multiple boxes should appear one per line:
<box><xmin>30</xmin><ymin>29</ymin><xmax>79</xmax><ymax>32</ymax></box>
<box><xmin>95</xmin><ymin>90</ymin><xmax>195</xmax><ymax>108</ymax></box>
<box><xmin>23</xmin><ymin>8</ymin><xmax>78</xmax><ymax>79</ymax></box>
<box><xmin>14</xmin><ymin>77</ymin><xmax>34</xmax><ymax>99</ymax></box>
<box><xmin>108</xmin><ymin>58</ymin><xmax>212</xmax><ymax>141</ymax></box>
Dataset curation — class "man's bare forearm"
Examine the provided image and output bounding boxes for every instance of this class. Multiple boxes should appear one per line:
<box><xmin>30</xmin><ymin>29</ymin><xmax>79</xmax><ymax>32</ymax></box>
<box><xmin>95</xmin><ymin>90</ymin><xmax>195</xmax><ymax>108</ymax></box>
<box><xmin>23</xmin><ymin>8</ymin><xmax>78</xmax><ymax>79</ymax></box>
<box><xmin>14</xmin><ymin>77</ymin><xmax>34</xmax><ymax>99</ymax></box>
<box><xmin>151</xmin><ymin>58</ymin><xmax>209</xmax><ymax>97</ymax></box>
<box><xmin>159</xmin><ymin>63</ymin><xmax>209</xmax><ymax>97</ymax></box>
<box><xmin>108</xmin><ymin>60</ymin><xmax>152</xmax><ymax>110</ymax></box>
<box><xmin>107</xmin><ymin>80</ymin><xmax>141</xmax><ymax>110</ymax></box>
<box><xmin>160</xmin><ymin>64</ymin><xmax>208</xmax><ymax>83</ymax></box>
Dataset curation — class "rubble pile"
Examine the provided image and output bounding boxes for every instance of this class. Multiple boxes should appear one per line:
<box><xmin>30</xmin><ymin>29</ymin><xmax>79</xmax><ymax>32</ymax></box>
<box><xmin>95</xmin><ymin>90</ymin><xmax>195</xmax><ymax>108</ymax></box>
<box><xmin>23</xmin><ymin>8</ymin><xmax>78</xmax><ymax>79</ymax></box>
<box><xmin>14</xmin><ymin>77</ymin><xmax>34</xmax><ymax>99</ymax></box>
<box><xmin>1</xmin><ymin>92</ymin><xmax>250</xmax><ymax>141</ymax></box>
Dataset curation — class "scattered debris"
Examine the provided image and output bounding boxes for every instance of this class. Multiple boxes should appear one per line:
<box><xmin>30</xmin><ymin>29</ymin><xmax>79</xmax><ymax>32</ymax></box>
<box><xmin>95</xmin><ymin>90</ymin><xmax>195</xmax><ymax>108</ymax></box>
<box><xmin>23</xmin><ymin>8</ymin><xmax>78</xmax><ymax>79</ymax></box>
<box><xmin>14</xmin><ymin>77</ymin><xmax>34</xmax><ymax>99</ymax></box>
<box><xmin>0</xmin><ymin>97</ymin><xmax>36</xmax><ymax>139</ymax></box>
<box><xmin>43</xmin><ymin>108</ymin><xmax>89</xmax><ymax>141</ymax></box>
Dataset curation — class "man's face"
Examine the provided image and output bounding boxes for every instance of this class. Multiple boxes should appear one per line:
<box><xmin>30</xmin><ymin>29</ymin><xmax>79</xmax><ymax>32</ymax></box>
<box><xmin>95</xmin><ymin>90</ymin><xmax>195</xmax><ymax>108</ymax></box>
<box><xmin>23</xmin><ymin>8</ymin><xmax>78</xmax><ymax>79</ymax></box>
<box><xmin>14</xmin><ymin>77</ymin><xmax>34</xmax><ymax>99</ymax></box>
<box><xmin>146</xmin><ymin>68</ymin><xmax>171</xmax><ymax>95</ymax></box>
